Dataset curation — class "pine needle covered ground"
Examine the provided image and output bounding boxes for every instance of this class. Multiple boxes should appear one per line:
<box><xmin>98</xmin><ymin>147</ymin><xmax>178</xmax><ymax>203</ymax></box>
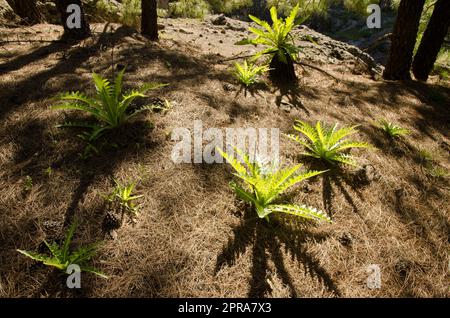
<box><xmin>0</xmin><ymin>19</ymin><xmax>448</xmax><ymax>297</ymax></box>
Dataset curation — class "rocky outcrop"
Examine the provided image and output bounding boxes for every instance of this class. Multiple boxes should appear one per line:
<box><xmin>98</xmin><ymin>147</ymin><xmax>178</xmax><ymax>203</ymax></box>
<box><xmin>294</xmin><ymin>25</ymin><xmax>384</xmax><ymax>75</ymax></box>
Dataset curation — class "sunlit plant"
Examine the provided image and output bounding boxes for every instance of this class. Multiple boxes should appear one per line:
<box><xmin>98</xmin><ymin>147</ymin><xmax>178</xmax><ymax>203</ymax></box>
<box><xmin>52</xmin><ymin>69</ymin><xmax>167</xmax><ymax>139</ymax></box>
<box><xmin>24</xmin><ymin>175</ymin><xmax>33</xmax><ymax>191</ymax></box>
<box><xmin>378</xmin><ymin>119</ymin><xmax>410</xmax><ymax>138</ymax></box>
<box><xmin>218</xmin><ymin>146</ymin><xmax>331</xmax><ymax>222</ymax></box>
<box><xmin>285</xmin><ymin>120</ymin><xmax>373</xmax><ymax>166</ymax></box>
<box><xmin>232</xmin><ymin>60</ymin><xmax>269</xmax><ymax>87</ymax></box>
<box><xmin>17</xmin><ymin>221</ymin><xmax>107</xmax><ymax>278</ymax></box>
<box><xmin>236</xmin><ymin>3</ymin><xmax>304</xmax><ymax>80</ymax></box>
<box><xmin>107</xmin><ymin>180</ymin><xmax>143</xmax><ymax>215</ymax></box>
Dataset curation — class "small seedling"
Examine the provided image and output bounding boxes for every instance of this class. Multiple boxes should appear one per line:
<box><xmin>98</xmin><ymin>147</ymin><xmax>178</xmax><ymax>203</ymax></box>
<box><xmin>24</xmin><ymin>176</ymin><xmax>33</xmax><ymax>191</ymax></box>
<box><xmin>45</xmin><ymin>167</ymin><xmax>53</xmax><ymax>177</ymax></box>
<box><xmin>284</xmin><ymin>120</ymin><xmax>373</xmax><ymax>167</ymax></box>
<box><xmin>107</xmin><ymin>180</ymin><xmax>143</xmax><ymax>215</ymax></box>
<box><xmin>17</xmin><ymin>221</ymin><xmax>107</xmax><ymax>278</ymax></box>
<box><xmin>378</xmin><ymin>119</ymin><xmax>410</xmax><ymax>138</ymax></box>
<box><xmin>232</xmin><ymin>60</ymin><xmax>269</xmax><ymax>87</ymax></box>
<box><xmin>427</xmin><ymin>165</ymin><xmax>449</xmax><ymax>179</ymax></box>
<box><xmin>418</xmin><ymin>148</ymin><xmax>433</xmax><ymax>162</ymax></box>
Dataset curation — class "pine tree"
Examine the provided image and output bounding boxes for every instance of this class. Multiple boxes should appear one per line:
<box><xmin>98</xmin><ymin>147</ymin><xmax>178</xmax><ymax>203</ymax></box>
<box><xmin>141</xmin><ymin>0</ymin><xmax>158</xmax><ymax>40</ymax></box>
<box><xmin>383</xmin><ymin>0</ymin><xmax>426</xmax><ymax>80</ymax></box>
<box><xmin>5</xmin><ymin>0</ymin><xmax>44</xmax><ymax>24</ymax></box>
<box><xmin>56</xmin><ymin>0</ymin><xmax>91</xmax><ymax>40</ymax></box>
<box><xmin>412</xmin><ymin>0</ymin><xmax>450</xmax><ymax>81</ymax></box>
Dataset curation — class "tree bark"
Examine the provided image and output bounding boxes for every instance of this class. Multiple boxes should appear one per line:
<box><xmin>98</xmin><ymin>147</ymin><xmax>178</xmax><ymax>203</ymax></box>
<box><xmin>56</xmin><ymin>0</ymin><xmax>91</xmax><ymax>41</ymax></box>
<box><xmin>383</xmin><ymin>0</ymin><xmax>425</xmax><ymax>80</ymax></box>
<box><xmin>412</xmin><ymin>0</ymin><xmax>450</xmax><ymax>81</ymax></box>
<box><xmin>5</xmin><ymin>0</ymin><xmax>44</xmax><ymax>25</ymax></box>
<box><xmin>141</xmin><ymin>0</ymin><xmax>158</xmax><ymax>40</ymax></box>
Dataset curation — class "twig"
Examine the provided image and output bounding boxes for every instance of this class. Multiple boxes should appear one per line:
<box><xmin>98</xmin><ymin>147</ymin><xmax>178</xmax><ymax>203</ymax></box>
<box><xmin>362</xmin><ymin>33</ymin><xmax>392</xmax><ymax>52</ymax></box>
<box><xmin>295</xmin><ymin>61</ymin><xmax>339</xmax><ymax>81</ymax></box>
<box><xmin>0</xmin><ymin>40</ymin><xmax>64</xmax><ymax>45</ymax></box>
<box><xmin>219</xmin><ymin>53</ymin><xmax>255</xmax><ymax>63</ymax></box>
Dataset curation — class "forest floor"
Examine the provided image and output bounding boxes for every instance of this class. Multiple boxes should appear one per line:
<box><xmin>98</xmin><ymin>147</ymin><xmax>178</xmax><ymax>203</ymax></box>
<box><xmin>0</xmin><ymin>18</ymin><xmax>449</xmax><ymax>297</ymax></box>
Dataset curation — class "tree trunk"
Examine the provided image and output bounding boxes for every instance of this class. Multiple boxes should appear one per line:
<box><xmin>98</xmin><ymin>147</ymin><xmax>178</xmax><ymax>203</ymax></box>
<box><xmin>141</xmin><ymin>0</ymin><xmax>158</xmax><ymax>40</ymax></box>
<box><xmin>412</xmin><ymin>0</ymin><xmax>450</xmax><ymax>81</ymax></box>
<box><xmin>56</xmin><ymin>0</ymin><xmax>91</xmax><ymax>41</ymax></box>
<box><xmin>383</xmin><ymin>0</ymin><xmax>425</xmax><ymax>80</ymax></box>
<box><xmin>5</xmin><ymin>0</ymin><xmax>44</xmax><ymax>24</ymax></box>
<box><xmin>269</xmin><ymin>54</ymin><xmax>297</xmax><ymax>83</ymax></box>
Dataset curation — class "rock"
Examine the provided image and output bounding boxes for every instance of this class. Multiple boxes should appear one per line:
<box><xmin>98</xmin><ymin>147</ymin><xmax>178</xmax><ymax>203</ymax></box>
<box><xmin>355</xmin><ymin>164</ymin><xmax>380</xmax><ymax>185</ymax></box>
<box><xmin>279</xmin><ymin>102</ymin><xmax>292</xmax><ymax>113</ymax></box>
<box><xmin>295</xmin><ymin>25</ymin><xmax>383</xmax><ymax>75</ymax></box>
<box><xmin>107</xmin><ymin>229</ymin><xmax>118</xmax><ymax>240</ymax></box>
<box><xmin>330</xmin><ymin>48</ymin><xmax>345</xmax><ymax>60</ymax></box>
<box><xmin>212</xmin><ymin>14</ymin><xmax>227</xmax><ymax>26</ymax></box>
<box><xmin>178</xmin><ymin>28</ymin><xmax>193</xmax><ymax>34</ymax></box>
<box><xmin>225</xmin><ymin>22</ymin><xmax>247</xmax><ymax>32</ymax></box>
<box><xmin>339</xmin><ymin>232</ymin><xmax>353</xmax><ymax>247</ymax></box>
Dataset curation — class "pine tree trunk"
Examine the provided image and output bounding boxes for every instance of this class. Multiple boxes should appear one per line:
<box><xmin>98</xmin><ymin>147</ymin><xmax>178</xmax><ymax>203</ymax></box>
<box><xmin>56</xmin><ymin>0</ymin><xmax>91</xmax><ymax>41</ymax></box>
<box><xmin>383</xmin><ymin>0</ymin><xmax>425</xmax><ymax>80</ymax></box>
<box><xmin>141</xmin><ymin>0</ymin><xmax>158</xmax><ymax>40</ymax></box>
<box><xmin>412</xmin><ymin>0</ymin><xmax>450</xmax><ymax>81</ymax></box>
<box><xmin>5</xmin><ymin>0</ymin><xmax>44</xmax><ymax>24</ymax></box>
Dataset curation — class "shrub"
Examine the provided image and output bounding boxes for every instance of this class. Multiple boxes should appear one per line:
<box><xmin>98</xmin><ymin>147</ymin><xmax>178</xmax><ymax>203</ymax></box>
<box><xmin>168</xmin><ymin>0</ymin><xmax>210</xmax><ymax>18</ymax></box>
<box><xmin>218</xmin><ymin>146</ymin><xmax>331</xmax><ymax>222</ymax></box>
<box><xmin>17</xmin><ymin>221</ymin><xmax>107</xmax><ymax>278</ymax></box>
<box><xmin>378</xmin><ymin>119</ymin><xmax>410</xmax><ymax>138</ymax></box>
<box><xmin>120</xmin><ymin>0</ymin><xmax>141</xmax><ymax>29</ymax></box>
<box><xmin>285</xmin><ymin>121</ymin><xmax>373</xmax><ymax>166</ymax></box>
<box><xmin>232</xmin><ymin>60</ymin><xmax>269</xmax><ymax>87</ymax></box>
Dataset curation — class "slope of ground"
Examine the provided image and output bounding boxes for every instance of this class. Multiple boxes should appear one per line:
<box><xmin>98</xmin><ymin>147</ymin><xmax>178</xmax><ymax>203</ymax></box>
<box><xmin>0</xmin><ymin>17</ymin><xmax>449</xmax><ymax>298</ymax></box>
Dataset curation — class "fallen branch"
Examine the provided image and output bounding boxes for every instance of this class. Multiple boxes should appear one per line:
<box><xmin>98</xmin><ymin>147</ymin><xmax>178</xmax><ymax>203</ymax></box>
<box><xmin>295</xmin><ymin>61</ymin><xmax>339</xmax><ymax>81</ymax></box>
<box><xmin>362</xmin><ymin>33</ymin><xmax>392</xmax><ymax>52</ymax></box>
<box><xmin>219</xmin><ymin>54</ymin><xmax>255</xmax><ymax>63</ymax></box>
<box><xmin>0</xmin><ymin>39</ymin><xmax>64</xmax><ymax>45</ymax></box>
<box><xmin>220</xmin><ymin>53</ymin><xmax>339</xmax><ymax>81</ymax></box>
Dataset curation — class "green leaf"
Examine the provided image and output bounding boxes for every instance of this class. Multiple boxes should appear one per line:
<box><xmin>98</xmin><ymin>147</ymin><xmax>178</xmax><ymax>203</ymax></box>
<box><xmin>289</xmin><ymin>120</ymin><xmax>373</xmax><ymax>166</ymax></box>
<box><xmin>235</xmin><ymin>38</ymin><xmax>255</xmax><ymax>45</ymax></box>
<box><xmin>267</xmin><ymin>204</ymin><xmax>332</xmax><ymax>222</ymax></box>
<box><xmin>62</xmin><ymin>221</ymin><xmax>77</xmax><ymax>262</ymax></box>
<box><xmin>220</xmin><ymin>146</ymin><xmax>326</xmax><ymax>224</ymax></box>
<box><xmin>17</xmin><ymin>249</ymin><xmax>52</xmax><ymax>263</ymax></box>
<box><xmin>81</xmin><ymin>266</ymin><xmax>108</xmax><ymax>279</ymax></box>
<box><xmin>230</xmin><ymin>182</ymin><xmax>257</xmax><ymax>205</ymax></box>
